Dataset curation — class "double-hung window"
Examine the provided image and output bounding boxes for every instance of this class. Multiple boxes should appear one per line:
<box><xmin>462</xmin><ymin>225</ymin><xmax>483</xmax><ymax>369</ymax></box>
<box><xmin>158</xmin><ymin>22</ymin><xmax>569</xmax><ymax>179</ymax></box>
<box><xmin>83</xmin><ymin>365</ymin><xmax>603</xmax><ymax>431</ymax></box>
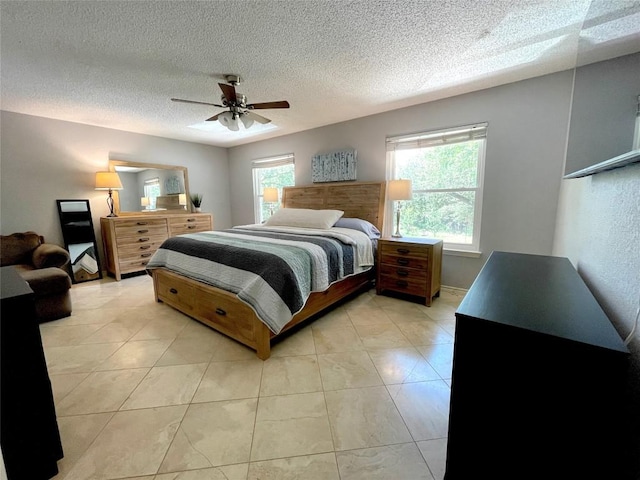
<box><xmin>252</xmin><ymin>153</ymin><xmax>295</xmax><ymax>223</ymax></box>
<box><xmin>386</xmin><ymin>123</ymin><xmax>487</xmax><ymax>253</ymax></box>
<box><xmin>143</xmin><ymin>178</ymin><xmax>161</xmax><ymax>210</ymax></box>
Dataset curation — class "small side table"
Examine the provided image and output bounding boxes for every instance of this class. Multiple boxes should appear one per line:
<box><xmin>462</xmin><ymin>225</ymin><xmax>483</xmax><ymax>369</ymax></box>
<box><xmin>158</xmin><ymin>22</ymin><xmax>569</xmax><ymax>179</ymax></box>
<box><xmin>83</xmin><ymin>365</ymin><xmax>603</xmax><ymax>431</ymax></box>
<box><xmin>376</xmin><ymin>237</ymin><xmax>443</xmax><ymax>306</ymax></box>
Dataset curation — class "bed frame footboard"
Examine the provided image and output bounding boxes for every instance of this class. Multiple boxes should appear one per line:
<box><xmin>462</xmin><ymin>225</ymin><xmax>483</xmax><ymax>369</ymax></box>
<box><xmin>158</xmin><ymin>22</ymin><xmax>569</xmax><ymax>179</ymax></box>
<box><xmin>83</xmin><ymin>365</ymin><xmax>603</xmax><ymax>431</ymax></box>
<box><xmin>151</xmin><ymin>268</ymin><xmax>374</xmax><ymax>359</ymax></box>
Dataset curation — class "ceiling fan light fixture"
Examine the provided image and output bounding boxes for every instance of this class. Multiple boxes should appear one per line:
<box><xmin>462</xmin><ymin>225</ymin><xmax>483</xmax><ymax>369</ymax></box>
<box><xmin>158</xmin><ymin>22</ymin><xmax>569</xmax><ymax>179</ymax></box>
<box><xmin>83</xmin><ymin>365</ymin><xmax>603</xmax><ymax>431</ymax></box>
<box><xmin>240</xmin><ymin>113</ymin><xmax>255</xmax><ymax>129</ymax></box>
<box><xmin>174</xmin><ymin>75</ymin><xmax>289</xmax><ymax>133</ymax></box>
<box><xmin>218</xmin><ymin>111</ymin><xmax>239</xmax><ymax>131</ymax></box>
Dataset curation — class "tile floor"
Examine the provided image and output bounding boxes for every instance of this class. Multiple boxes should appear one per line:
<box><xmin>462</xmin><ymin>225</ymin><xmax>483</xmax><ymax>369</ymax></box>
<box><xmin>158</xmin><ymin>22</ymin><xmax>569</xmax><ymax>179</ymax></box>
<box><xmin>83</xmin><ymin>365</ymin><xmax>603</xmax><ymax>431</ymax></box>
<box><xmin>41</xmin><ymin>274</ymin><xmax>465</xmax><ymax>480</ymax></box>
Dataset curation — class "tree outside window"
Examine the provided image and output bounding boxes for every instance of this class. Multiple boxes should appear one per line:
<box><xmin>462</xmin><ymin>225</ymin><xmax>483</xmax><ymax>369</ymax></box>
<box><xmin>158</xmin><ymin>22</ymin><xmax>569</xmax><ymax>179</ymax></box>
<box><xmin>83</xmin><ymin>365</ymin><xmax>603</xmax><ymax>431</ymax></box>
<box><xmin>252</xmin><ymin>154</ymin><xmax>295</xmax><ymax>223</ymax></box>
<box><xmin>387</xmin><ymin>124</ymin><xmax>486</xmax><ymax>251</ymax></box>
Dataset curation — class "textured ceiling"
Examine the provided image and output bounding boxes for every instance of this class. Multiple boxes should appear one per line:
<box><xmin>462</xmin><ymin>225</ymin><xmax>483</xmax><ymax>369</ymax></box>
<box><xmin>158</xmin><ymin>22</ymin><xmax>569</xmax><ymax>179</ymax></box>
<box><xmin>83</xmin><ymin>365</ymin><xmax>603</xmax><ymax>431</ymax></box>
<box><xmin>1</xmin><ymin>0</ymin><xmax>639</xmax><ymax>147</ymax></box>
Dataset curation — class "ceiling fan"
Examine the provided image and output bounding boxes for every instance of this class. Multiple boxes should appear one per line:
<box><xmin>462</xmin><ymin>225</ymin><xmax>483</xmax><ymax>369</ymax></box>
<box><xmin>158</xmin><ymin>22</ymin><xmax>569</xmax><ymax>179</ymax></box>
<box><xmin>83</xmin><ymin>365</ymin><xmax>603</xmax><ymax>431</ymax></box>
<box><xmin>171</xmin><ymin>74</ymin><xmax>290</xmax><ymax>131</ymax></box>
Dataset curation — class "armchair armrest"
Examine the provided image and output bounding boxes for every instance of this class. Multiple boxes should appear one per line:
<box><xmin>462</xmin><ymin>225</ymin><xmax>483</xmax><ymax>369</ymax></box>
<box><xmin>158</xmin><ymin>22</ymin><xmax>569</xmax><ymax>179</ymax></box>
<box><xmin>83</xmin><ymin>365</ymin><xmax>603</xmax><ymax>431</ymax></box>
<box><xmin>32</xmin><ymin>243</ymin><xmax>70</xmax><ymax>270</ymax></box>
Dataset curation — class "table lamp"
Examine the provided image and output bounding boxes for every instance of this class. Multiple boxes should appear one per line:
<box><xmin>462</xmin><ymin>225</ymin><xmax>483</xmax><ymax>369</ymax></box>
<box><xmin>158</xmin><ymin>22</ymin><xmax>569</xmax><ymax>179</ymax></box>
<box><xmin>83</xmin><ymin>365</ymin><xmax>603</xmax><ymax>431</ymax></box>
<box><xmin>95</xmin><ymin>172</ymin><xmax>123</xmax><ymax>217</ymax></box>
<box><xmin>388</xmin><ymin>179</ymin><xmax>413</xmax><ymax>238</ymax></box>
<box><xmin>263</xmin><ymin>187</ymin><xmax>279</xmax><ymax>217</ymax></box>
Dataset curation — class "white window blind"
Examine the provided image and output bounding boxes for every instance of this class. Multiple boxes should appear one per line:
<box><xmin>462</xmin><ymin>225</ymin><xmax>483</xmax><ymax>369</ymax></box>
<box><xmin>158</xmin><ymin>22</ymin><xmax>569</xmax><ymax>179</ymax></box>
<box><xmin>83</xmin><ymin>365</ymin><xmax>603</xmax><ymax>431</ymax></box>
<box><xmin>252</xmin><ymin>153</ymin><xmax>295</xmax><ymax>168</ymax></box>
<box><xmin>386</xmin><ymin>123</ymin><xmax>488</xmax><ymax>151</ymax></box>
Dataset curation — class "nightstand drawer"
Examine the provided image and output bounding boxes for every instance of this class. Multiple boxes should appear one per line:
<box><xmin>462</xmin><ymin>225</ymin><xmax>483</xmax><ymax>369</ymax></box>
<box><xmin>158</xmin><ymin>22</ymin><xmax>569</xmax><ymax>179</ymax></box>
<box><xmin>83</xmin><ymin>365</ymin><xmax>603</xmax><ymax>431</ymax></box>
<box><xmin>379</xmin><ymin>254</ymin><xmax>429</xmax><ymax>270</ymax></box>
<box><xmin>380</xmin><ymin>242</ymin><xmax>429</xmax><ymax>259</ymax></box>
<box><xmin>379</xmin><ymin>273</ymin><xmax>427</xmax><ymax>297</ymax></box>
<box><xmin>379</xmin><ymin>264</ymin><xmax>428</xmax><ymax>283</ymax></box>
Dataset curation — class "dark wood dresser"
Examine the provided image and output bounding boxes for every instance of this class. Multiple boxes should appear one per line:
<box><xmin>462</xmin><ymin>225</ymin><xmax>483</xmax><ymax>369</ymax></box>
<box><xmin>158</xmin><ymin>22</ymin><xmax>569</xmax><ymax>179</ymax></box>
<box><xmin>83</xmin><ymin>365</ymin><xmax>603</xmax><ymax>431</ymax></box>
<box><xmin>445</xmin><ymin>251</ymin><xmax>629</xmax><ymax>479</ymax></box>
<box><xmin>1</xmin><ymin>266</ymin><xmax>63</xmax><ymax>479</ymax></box>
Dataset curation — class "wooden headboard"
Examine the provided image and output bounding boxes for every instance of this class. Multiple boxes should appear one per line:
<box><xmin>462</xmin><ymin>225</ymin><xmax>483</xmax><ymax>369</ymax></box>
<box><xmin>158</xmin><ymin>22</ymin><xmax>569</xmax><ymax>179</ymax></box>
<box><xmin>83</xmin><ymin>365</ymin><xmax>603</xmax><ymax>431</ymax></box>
<box><xmin>282</xmin><ymin>181</ymin><xmax>386</xmax><ymax>232</ymax></box>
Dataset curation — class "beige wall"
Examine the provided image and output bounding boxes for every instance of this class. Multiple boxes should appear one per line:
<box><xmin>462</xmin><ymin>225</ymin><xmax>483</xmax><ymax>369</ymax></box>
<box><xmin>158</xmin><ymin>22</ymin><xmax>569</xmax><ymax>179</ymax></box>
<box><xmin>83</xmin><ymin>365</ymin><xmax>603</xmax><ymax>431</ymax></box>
<box><xmin>228</xmin><ymin>71</ymin><xmax>574</xmax><ymax>288</ymax></box>
<box><xmin>0</xmin><ymin>111</ymin><xmax>231</xmax><ymax>267</ymax></box>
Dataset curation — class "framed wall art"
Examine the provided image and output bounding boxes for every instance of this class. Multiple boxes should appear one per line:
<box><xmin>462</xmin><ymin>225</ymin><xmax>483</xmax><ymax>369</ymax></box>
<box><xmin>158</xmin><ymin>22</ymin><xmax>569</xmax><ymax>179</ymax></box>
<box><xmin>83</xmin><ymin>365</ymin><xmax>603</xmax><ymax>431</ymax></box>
<box><xmin>311</xmin><ymin>149</ymin><xmax>357</xmax><ymax>183</ymax></box>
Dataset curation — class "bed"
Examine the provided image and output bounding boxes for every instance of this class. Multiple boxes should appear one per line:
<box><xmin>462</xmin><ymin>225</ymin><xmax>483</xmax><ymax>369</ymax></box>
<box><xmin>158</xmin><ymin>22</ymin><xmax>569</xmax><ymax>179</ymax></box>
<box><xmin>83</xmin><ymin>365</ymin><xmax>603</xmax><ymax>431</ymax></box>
<box><xmin>148</xmin><ymin>181</ymin><xmax>386</xmax><ymax>359</ymax></box>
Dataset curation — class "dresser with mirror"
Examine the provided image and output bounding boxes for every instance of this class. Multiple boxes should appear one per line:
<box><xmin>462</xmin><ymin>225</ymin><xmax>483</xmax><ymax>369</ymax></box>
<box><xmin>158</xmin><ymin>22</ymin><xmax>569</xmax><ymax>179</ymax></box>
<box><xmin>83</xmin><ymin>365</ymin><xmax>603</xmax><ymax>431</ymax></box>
<box><xmin>100</xmin><ymin>160</ymin><xmax>212</xmax><ymax>280</ymax></box>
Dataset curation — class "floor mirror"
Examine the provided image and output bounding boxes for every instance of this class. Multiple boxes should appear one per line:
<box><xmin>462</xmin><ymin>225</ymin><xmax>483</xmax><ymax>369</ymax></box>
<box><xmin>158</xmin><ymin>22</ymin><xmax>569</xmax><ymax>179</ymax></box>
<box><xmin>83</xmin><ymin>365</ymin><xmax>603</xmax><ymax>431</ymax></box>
<box><xmin>56</xmin><ymin>199</ymin><xmax>102</xmax><ymax>283</ymax></box>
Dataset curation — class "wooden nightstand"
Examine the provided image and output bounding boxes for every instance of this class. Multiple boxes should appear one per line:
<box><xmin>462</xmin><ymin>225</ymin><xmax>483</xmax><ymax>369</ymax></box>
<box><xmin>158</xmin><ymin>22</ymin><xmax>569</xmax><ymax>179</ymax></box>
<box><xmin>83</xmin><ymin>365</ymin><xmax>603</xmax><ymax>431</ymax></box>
<box><xmin>376</xmin><ymin>237</ymin><xmax>443</xmax><ymax>306</ymax></box>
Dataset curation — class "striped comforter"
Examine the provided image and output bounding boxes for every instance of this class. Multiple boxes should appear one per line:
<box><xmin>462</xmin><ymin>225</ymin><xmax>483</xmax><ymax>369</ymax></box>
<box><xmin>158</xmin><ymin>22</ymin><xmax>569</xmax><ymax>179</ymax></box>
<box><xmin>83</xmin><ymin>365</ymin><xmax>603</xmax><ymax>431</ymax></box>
<box><xmin>146</xmin><ymin>225</ymin><xmax>374</xmax><ymax>334</ymax></box>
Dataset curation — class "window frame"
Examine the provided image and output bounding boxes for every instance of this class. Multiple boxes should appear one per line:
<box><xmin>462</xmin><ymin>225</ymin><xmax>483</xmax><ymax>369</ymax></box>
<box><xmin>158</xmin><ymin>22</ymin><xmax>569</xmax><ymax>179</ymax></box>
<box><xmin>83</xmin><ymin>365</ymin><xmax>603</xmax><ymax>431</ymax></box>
<box><xmin>385</xmin><ymin>123</ymin><xmax>487</xmax><ymax>253</ymax></box>
<box><xmin>251</xmin><ymin>153</ymin><xmax>295</xmax><ymax>223</ymax></box>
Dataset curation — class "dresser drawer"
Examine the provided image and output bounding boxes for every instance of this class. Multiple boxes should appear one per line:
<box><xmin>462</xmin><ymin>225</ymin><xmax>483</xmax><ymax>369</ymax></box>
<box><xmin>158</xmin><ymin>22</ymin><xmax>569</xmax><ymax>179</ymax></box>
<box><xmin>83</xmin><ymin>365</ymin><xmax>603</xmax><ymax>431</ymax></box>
<box><xmin>116</xmin><ymin>225</ymin><xmax>168</xmax><ymax>243</ymax></box>
<box><xmin>119</xmin><ymin>257</ymin><xmax>154</xmax><ymax>274</ymax></box>
<box><xmin>117</xmin><ymin>238</ymin><xmax>165</xmax><ymax>256</ymax></box>
<box><xmin>116</xmin><ymin>233</ymin><xmax>167</xmax><ymax>248</ymax></box>
<box><xmin>114</xmin><ymin>218</ymin><xmax>168</xmax><ymax>229</ymax></box>
<box><xmin>170</xmin><ymin>221</ymin><xmax>211</xmax><ymax>235</ymax></box>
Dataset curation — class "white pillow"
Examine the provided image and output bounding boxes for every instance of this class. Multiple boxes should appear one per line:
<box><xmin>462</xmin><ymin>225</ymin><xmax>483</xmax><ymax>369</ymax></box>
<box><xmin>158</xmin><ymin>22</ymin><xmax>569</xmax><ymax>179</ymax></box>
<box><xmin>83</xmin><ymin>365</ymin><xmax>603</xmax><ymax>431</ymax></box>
<box><xmin>265</xmin><ymin>208</ymin><xmax>344</xmax><ymax>229</ymax></box>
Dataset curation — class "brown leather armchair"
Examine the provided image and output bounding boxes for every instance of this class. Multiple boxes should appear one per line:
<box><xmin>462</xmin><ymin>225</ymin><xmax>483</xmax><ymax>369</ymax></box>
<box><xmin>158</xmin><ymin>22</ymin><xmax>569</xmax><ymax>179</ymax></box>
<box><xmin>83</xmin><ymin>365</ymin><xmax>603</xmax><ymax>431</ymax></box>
<box><xmin>0</xmin><ymin>232</ymin><xmax>72</xmax><ymax>322</ymax></box>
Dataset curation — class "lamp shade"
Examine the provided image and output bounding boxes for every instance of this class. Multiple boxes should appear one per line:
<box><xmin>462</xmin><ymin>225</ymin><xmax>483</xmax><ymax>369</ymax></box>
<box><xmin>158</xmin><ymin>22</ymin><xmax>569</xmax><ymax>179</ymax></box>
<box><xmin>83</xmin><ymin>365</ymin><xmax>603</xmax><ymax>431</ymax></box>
<box><xmin>388</xmin><ymin>179</ymin><xmax>413</xmax><ymax>201</ymax></box>
<box><xmin>95</xmin><ymin>172</ymin><xmax>123</xmax><ymax>190</ymax></box>
<box><xmin>219</xmin><ymin>111</ymin><xmax>240</xmax><ymax>131</ymax></box>
<box><xmin>263</xmin><ymin>187</ymin><xmax>279</xmax><ymax>203</ymax></box>
<box><xmin>141</xmin><ymin>197</ymin><xmax>150</xmax><ymax>207</ymax></box>
<box><xmin>240</xmin><ymin>113</ymin><xmax>255</xmax><ymax>129</ymax></box>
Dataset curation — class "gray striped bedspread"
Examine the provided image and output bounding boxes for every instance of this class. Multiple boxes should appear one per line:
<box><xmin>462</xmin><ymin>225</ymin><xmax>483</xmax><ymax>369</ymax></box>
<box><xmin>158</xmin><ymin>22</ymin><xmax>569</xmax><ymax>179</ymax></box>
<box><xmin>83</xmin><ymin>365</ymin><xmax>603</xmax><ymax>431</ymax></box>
<box><xmin>146</xmin><ymin>225</ymin><xmax>374</xmax><ymax>334</ymax></box>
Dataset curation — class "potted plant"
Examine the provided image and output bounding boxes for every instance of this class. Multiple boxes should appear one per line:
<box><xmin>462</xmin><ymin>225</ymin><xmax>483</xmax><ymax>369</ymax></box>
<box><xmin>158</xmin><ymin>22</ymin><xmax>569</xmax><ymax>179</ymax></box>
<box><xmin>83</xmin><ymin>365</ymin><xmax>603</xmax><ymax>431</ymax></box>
<box><xmin>190</xmin><ymin>193</ymin><xmax>203</xmax><ymax>212</ymax></box>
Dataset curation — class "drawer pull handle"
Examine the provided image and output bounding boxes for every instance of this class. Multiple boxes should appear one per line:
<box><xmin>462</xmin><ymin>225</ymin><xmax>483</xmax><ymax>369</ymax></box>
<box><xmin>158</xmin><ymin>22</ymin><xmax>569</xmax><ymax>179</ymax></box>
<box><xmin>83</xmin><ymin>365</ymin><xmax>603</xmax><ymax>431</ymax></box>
<box><xmin>141</xmin><ymin>261</ymin><xmax>149</xmax><ymax>266</ymax></box>
<box><xmin>140</xmin><ymin>245</ymin><xmax>151</xmax><ymax>250</ymax></box>
<box><xmin>215</xmin><ymin>308</ymin><xmax>227</xmax><ymax>316</ymax></box>
<box><xmin>187</xmin><ymin>218</ymin><xmax>196</xmax><ymax>222</ymax></box>
<box><xmin>137</xmin><ymin>229</ymin><xmax>149</xmax><ymax>233</ymax></box>
<box><xmin>140</xmin><ymin>253</ymin><xmax>152</xmax><ymax>258</ymax></box>
<box><xmin>397</xmin><ymin>258</ymin><xmax>410</xmax><ymax>266</ymax></box>
<box><xmin>397</xmin><ymin>269</ymin><xmax>409</xmax><ymax>277</ymax></box>
<box><xmin>137</xmin><ymin>222</ymin><xmax>148</xmax><ymax>225</ymax></box>
<box><xmin>169</xmin><ymin>288</ymin><xmax>178</xmax><ymax>294</ymax></box>
<box><xmin>187</xmin><ymin>225</ymin><xmax>196</xmax><ymax>229</ymax></box>
<box><xmin>397</xmin><ymin>248</ymin><xmax>410</xmax><ymax>255</ymax></box>
<box><xmin>139</xmin><ymin>237</ymin><xmax>149</xmax><ymax>242</ymax></box>
<box><xmin>396</xmin><ymin>280</ymin><xmax>409</xmax><ymax>288</ymax></box>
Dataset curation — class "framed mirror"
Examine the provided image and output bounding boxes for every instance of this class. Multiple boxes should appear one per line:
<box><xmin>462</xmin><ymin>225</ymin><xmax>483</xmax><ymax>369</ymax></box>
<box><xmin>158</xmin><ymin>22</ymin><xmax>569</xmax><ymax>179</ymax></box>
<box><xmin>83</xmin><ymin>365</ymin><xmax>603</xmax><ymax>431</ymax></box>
<box><xmin>108</xmin><ymin>160</ymin><xmax>190</xmax><ymax>214</ymax></box>
<box><xmin>56</xmin><ymin>199</ymin><xmax>102</xmax><ymax>283</ymax></box>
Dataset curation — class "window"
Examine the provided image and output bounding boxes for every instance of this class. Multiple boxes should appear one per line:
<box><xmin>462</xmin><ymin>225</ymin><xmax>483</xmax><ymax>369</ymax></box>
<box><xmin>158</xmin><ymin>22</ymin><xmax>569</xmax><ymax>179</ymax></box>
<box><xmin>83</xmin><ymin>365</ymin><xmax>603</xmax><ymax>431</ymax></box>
<box><xmin>386</xmin><ymin>123</ymin><xmax>487</xmax><ymax>252</ymax></box>
<box><xmin>143</xmin><ymin>178</ymin><xmax>161</xmax><ymax>210</ymax></box>
<box><xmin>252</xmin><ymin>154</ymin><xmax>295</xmax><ymax>223</ymax></box>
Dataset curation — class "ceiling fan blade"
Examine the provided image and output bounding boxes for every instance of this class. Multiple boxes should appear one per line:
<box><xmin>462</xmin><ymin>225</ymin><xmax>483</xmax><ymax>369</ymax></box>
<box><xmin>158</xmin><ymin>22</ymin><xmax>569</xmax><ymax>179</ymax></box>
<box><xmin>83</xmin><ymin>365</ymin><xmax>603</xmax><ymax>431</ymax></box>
<box><xmin>245</xmin><ymin>111</ymin><xmax>271</xmax><ymax>124</ymax></box>
<box><xmin>171</xmin><ymin>98</ymin><xmax>224</xmax><ymax>107</ymax></box>
<box><xmin>206</xmin><ymin>113</ymin><xmax>222</xmax><ymax>122</ymax></box>
<box><xmin>247</xmin><ymin>100</ymin><xmax>290</xmax><ymax>110</ymax></box>
<box><xmin>218</xmin><ymin>83</ymin><xmax>237</xmax><ymax>104</ymax></box>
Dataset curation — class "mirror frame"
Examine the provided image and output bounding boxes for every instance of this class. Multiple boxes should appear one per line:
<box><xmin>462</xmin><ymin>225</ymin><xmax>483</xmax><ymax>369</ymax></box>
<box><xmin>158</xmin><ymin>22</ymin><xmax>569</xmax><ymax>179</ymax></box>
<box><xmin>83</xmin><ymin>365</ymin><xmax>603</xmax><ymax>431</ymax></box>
<box><xmin>108</xmin><ymin>159</ymin><xmax>190</xmax><ymax>215</ymax></box>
